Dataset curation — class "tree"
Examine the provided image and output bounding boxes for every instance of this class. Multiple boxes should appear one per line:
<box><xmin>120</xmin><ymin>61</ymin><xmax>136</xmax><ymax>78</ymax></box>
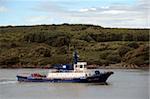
<box><xmin>127</xmin><ymin>42</ymin><xmax>139</xmax><ymax>49</ymax></box>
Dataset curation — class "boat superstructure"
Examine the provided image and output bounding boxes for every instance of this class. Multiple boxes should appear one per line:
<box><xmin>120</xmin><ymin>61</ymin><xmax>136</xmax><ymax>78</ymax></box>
<box><xmin>47</xmin><ymin>62</ymin><xmax>88</xmax><ymax>79</ymax></box>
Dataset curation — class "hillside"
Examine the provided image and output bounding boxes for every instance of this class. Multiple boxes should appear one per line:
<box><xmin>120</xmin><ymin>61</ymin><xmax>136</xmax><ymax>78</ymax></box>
<box><xmin>0</xmin><ymin>24</ymin><xmax>149</xmax><ymax>68</ymax></box>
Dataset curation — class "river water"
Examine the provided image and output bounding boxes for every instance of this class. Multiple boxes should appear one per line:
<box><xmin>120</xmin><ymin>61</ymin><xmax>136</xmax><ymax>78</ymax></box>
<box><xmin>0</xmin><ymin>69</ymin><xmax>149</xmax><ymax>99</ymax></box>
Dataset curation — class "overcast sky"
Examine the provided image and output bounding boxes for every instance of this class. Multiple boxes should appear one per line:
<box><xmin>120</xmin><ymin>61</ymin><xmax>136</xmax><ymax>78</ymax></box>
<box><xmin>0</xmin><ymin>0</ymin><xmax>149</xmax><ymax>28</ymax></box>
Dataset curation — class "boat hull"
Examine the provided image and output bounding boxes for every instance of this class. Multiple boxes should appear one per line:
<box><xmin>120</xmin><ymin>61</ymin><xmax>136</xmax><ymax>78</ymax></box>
<box><xmin>16</xmin><ymin>72</ymin><xmax>113</xmax><ymax>83</ymax></box>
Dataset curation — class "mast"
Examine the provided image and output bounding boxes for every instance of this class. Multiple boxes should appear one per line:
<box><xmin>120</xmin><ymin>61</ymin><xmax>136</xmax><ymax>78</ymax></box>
<box><xmin>73</xmin><ymin>49</ymin><xmax>79</xmax><ymax>64</ymax></box>
<box><xmin>67</xmin><ymin>44</ymin><xmax>70</xmax><ymax>64</ymax></box>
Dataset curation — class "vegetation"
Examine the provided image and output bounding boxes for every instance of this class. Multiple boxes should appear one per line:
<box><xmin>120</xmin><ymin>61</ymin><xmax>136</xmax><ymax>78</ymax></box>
<box><xmin>0</xmin><ymin>24</ymin><xmax>149</xmax><ymax>68</ymax></box>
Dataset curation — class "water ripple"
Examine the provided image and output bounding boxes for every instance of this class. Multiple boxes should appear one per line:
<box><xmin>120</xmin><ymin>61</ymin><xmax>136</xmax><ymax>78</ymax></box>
<box><xmin>0</xmin><ymin>79</ymin><xmax>17</xmax><ymax>85</ymax></box>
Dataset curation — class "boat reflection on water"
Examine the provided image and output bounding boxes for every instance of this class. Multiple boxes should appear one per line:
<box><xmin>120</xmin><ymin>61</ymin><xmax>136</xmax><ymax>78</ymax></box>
<box><xmin>86</xmin><ymin>82</ymin><xmax>109</xmax><ymax>86</ymax></box>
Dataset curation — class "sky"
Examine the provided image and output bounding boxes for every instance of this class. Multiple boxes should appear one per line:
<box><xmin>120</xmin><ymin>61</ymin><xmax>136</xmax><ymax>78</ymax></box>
<box><xmin>0</xmin><ymin>0</ymin><xmax>149</xmax><ymax>28</ymax></box>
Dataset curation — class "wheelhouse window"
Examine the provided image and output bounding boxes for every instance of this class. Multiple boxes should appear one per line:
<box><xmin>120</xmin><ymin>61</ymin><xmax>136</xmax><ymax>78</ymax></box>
<box><xmin>75</xmin><ymin>65</ymin><xmax>77</xmax><ymax>68</ymax></box>
<box><xmin>80</xmin><ymin>65</ymin><xmax>83</xmax><ymax>68</ymax></box>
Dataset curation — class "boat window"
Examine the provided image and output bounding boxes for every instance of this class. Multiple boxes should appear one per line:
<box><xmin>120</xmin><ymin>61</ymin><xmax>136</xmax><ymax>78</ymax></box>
<box><xmin>80</xmin><ymin>65</ymin><xmax>83</xmax><ymax>68</ymax></box>
<box><xmin>63</xmin><ymin>65</ymin><xmax>66</xmax><ymax>68</ymax></box>
<box><xmin>75</xmin><ymin>65</ymin><xmax>77</xmax><ymax>68</ymax></box>
<box><xmin>95</xmin><ymin>71</ymin><xmax>100</xmax><ymax>75</ymax></box>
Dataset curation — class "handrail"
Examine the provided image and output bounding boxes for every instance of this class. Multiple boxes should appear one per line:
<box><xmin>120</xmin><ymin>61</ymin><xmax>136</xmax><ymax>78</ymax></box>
<box><xmin>49</xmin><ymin>69</ymin><xmax>87</xmax><ymax>73</ymax></box>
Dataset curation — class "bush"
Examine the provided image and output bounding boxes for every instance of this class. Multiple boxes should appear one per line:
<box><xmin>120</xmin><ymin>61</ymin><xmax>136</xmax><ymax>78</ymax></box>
<box><xmin>98</xmin><ymin>59</ymin><xmax>110</xmax><ymax>66</ymax></box>
<box><xmin>23</xmin><ymin>32</ymin><xmax>46</xmax><ymax>43</ymax></box>
<box><xmin>118</xmin><ymin>46</ymin><xmax>132</xmax><ymax>57</ymax></box>
<box><xmin>85</xmin><ymin>58</ymin><xmax>110</xmax><ymax>66</ymax></box>
<box><xmin>51</xmin><ymin>36</ymin><xmax>70</xmax><ymax>47</ymax></box>
<box><xmin>127</xmin><ymin>42</ymin><xmax>139</xmax><ymax>49</ymax></box>
<box><xmin>123</xmin><ymin>45</ymin><xmax>149</xmax><ymax>65</ymax></box>
<box><xmin>57</xmin><ymin>46</ymin><xmax>68</xmax><ymax>54</ymax></box>
<box><xmin>99</xmin><ymin>50</ymin><xmax>112</xmax><ymax>59</ymax></box>
<box><xmin>106</xmin><ymin>54</ymin><xmax>121</xmax><ymax>64</ymax></box>
<box><xmin>31</xmin><ymin>45</ymin><xmax>52</xmax><ymax>57</ymax></box>
<box><xmin>0</xmin><ymin>56</ymin><xmax>19</xmax><ymax>65</ymax></box>
<box><xmin>23</xmin><ymin>32</ymin><xmax>71</xmax><ymax>47</ymax></box>
<box><xmin>122</xmin><ymin>33</ymin><xmax>134</xmax><ymax>41</ymax></box>
<box><xmin>80</xmin><ymin>34</ymin><xmax>95</xmax><ymax>42</ymax></box>
<box><xmin>127</xmin><ymin>57</ymin><xmax>145</xmax><ymax>65</ymax></box>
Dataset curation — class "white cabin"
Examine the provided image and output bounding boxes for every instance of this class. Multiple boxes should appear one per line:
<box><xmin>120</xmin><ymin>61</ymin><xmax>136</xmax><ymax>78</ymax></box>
<box><xmin>73</xmin><ymin>62</ymin><xmax>87</xmax><ymax>71</ymax></box>
<box><xmin>47</xmin><ymin>62</ymin><xmax>89</xmax><ymax>79</ymax></box>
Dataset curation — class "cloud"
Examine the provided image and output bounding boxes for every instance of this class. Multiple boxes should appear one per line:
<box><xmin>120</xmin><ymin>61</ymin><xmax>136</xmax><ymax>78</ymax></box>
<box><xmin>27</xmin><ymin>16</ymin><xmax>50</xmax><ymax>23</ymax></box>
<box><xmin>1</xmin><ymin>0</ymin><xmax>148</xmax><ymax>28</ymax></box>
<box><xmin>32</xmin><ymin>1</ymin><xmax>67</xmax><ymax>13</ymax></box>
<box><xmin>101</xmin><ymin>10</ymin><xmax>127</xmax><ymax>14</ymax></box>
<box><xmin>27</xmin><ymin>0</ymin><xmax>150</xmax><ymax>28</ymax></box>
<box><xmin>0</xmin><ymin>6</ymin><xmax>8</xmax><ymax>12</ymax></box>
<box><xmin>79</xmin><ymin>9</ymin><xmax>89</xmax><ymax>12</ymax></box>
<box><xmin>101</xmin><ymin>6</ymin><xmax>109</xmax><ymax>9</ymax></box>
<box><xmin>78</xmin><ymin>8</ymin><xmax>97</xmax><ymax>12</ymax></box>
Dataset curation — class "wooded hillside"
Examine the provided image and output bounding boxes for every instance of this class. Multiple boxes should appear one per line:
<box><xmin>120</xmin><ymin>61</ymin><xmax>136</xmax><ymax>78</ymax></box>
<box><xmin>0</xmin><ymin>24</ymin><xmax>149</xmax><ymax>68</ymax></box>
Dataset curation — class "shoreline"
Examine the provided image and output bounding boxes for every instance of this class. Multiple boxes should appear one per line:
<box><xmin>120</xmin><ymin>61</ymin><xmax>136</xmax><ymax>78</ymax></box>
<box><xmin>0</xmin><ymin>63</ymin><xmax>149</xmax><ymax>69</ymax></box>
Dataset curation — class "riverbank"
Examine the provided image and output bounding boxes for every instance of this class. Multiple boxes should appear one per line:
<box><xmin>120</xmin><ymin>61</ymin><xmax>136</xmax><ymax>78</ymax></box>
<box><xmin>98</xmin><ymin>64</ymin><xmax>149</xmax><ymax>69</ymax></box>
<box><xmin>0</xmin><ymin>63</ymin><xmax>149</xmax><ymax>69</ymax></box>
<box><xmin>87</xmin><ymin>63</ymin><xmax>149</xmax><ymax>69</ymax></box>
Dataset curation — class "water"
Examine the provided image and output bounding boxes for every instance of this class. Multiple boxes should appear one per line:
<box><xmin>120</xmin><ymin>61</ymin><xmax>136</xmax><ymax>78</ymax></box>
<box><xmin>0</xmin><ymin>69</ymin><xmax>149</xmax><ymax>99</ymax></box>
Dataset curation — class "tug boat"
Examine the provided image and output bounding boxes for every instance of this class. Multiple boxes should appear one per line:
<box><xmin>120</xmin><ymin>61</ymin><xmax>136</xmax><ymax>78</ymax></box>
<box><xmin>16</xmin><ymin>50</ymin><xmax>113</xmax><ymax>83</ymax></box>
